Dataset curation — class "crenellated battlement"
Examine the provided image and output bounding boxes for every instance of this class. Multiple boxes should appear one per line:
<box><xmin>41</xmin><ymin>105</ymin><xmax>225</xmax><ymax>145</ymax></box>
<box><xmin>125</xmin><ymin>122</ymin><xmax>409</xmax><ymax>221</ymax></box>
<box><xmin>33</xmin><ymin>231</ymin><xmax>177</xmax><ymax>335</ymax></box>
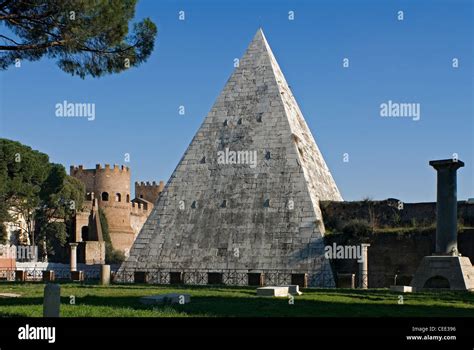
<box><xmin>130</xmin><ymin>201</ymin><xmax>152</xmax><ymax>213</ymax></box>
<box><xmin>135</xmin><ymin>180</ymin><xmax>165</xmax><ymax>189</ymax></box>
<box><xmin>70</xmin><ymin>164</ymin><xmax>130</xmax><ymax>175</ymax></box>
<box><xmin>135</xmin><ymin>180</ymin><xmax>164</xmax><ymax>204</ymax></box>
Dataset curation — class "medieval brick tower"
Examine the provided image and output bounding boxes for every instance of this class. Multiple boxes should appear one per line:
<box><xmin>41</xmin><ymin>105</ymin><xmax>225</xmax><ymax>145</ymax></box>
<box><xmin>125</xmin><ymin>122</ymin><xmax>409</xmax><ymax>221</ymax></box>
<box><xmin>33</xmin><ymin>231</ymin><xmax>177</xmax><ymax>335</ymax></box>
<box><xmin>71</xmin><ymin>164</ymin><xmax>163</xmax><ymax>258</ymax></box>
<box><xmin>119</xmin><ymin>29</ymin><xmax>343</xmax><ymax>287</ymax></box>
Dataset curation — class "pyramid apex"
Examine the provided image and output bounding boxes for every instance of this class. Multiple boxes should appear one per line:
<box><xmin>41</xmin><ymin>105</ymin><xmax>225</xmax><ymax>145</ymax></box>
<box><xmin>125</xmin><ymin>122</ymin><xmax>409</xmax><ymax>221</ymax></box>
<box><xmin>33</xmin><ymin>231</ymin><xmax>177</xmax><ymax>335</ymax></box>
<box><xmin>253</xmin><ymin>27</ymin><xmax>266</xmax><ymax>40</ymax></box>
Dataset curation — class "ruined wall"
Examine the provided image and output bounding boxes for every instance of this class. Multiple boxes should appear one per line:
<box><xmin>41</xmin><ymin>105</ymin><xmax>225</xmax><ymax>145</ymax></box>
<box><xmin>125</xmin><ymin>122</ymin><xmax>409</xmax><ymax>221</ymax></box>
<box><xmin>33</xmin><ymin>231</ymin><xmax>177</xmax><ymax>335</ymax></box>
<box><xmin>320</xmin><ymin>200</ymin><xmax>474</xmax><ymax>229</ymax></box>
<box><xmin>325</xmin><ymin>228</ymin><xmax>474</xmax><ymax>288</ymax></box>
<box><xmin>322</xmin><ymin>200</ymin><xmax>474</xmax><ymax>287</ymax></box>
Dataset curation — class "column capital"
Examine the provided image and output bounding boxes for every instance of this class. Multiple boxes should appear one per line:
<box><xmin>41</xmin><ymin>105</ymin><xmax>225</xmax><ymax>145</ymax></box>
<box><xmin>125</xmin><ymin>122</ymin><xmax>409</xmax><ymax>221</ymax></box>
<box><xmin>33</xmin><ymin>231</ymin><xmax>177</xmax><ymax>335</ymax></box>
<box><xmin>429</xmin><ymin>159</ymin><xmax>464</xmax><ymax>171</ymax></box>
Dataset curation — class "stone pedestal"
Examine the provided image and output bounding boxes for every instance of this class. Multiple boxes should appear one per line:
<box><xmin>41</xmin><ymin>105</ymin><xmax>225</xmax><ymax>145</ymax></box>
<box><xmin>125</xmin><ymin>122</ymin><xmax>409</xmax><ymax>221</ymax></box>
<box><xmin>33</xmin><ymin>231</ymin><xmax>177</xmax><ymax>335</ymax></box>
<box><xmin>411</xmin><ymin>256</ymin><xmax>474</xmax><ymax>291</ymax></box>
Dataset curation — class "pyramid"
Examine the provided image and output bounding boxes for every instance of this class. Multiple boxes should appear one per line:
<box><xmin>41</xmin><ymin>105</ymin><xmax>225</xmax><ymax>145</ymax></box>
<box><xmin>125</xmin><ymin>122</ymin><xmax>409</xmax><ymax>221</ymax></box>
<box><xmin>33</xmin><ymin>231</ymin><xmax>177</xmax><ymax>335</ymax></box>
<box><xmin>119</xmin><ymin>29</ymin><xmax>343</xmax><ymax>287</ymax></box>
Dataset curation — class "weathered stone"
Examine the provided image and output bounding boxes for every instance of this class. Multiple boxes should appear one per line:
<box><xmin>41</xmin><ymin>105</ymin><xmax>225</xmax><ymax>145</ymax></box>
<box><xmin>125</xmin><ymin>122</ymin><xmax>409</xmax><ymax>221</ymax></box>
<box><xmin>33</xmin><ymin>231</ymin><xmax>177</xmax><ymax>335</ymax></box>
<box><xmin>69</xmin><ymin>243</ymin><xmax>78</xmax><ymax>272</ymax></box>
<box><xmin>257</xmin><ymin>286</ymin><xmax>289</xmax><ymax>297</ymax></box>
<box><xmin>390</xmin><ymin>285</ymin><xmax>413</xmax><ymax>293</ymax></box>
<box><xmin>119</xmin><ymin>29</ymin><xmax>342</xmax><ymax>287</ymax></box>
<box><xmin>100</xmin><ymin>264</ymin><xmax>110</xmax><ymax>285</ymax></box>
<box><xmin>285</xmin><ymin>285</ymin><xmax>303</xmax><ymax>295</ymax></box>
<box><xmin>412</xmin><ymin>159</ymin><xmax>474</xmax><ymax>291</ymax></box>
<box><xmin>140</xmin><ymin>293</ymin><xmax>190</xmax><ymax>305</ymax></box>
<box><xmin>411</xmin><ymin>256</ymin><xmax>474</xmax><ymax>291</ymax></box>
<box><xmin>359</xmin><ymin>244</ymin><xmax>370</xmax><ymax>289</ymax></box>
<box><xmin>43</xmin><ymin>284</ymin><xmax>60</xmax><ymax>317</ymax></box>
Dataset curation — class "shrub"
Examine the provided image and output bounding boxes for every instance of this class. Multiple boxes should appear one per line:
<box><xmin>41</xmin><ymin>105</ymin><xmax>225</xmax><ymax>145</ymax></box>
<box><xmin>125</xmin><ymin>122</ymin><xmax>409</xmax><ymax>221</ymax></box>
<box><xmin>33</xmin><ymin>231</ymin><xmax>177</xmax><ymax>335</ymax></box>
<box><xmin>108</xmin><ymin>249</ymin><xmax>125</xmax><ymax>264</ymax></box>
<box><xmin>342</xmin><ymin>219</ymin><xmax>373</xmax><ymax>238</ymax></box>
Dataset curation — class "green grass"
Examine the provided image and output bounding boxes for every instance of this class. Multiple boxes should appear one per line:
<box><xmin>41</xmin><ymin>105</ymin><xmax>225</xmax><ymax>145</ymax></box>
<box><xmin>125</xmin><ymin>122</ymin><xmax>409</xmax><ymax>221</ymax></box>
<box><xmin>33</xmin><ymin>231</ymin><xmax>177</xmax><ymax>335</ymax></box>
<box><xmin>0</xmin><ymin>283</ymin><xmax>473</xmax><ymax>317</ymax></box>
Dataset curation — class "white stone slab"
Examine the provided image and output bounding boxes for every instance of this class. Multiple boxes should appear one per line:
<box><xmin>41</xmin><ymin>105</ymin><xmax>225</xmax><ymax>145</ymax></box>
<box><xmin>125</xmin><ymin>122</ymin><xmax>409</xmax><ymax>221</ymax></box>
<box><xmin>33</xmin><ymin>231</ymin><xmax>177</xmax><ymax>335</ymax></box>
<box><xmin>284</xmin><ymin>285</ymin><xmax>303</xmax><ymax>295</ymax></box>
<box><xmin>0</xmin><ymin>293</ymin><xmax>21</xmax><ymax>298</ymax></box>
<box><xmin>257</xmin><ymin>286</ymin><xmax>289</xmax><ymax>297</ymax></box>
<box><xmin>390</xmin><ymin>285</ymin><xmax>413</xmax><ymax>293</ymax></box>
<box><xmin>140</xmin><ymin>293</ymin><xmax>190</xmax><ymax>305</ymax></box>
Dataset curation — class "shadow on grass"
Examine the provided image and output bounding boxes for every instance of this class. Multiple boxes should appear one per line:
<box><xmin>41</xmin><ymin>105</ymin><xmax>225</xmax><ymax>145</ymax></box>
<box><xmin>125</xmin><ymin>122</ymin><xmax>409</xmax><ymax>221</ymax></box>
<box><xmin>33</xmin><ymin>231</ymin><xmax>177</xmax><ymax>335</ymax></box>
<box><xmin>1</xmin><ymin>292</ymin><xmax>473</xmax><ymax>317</ymax></box>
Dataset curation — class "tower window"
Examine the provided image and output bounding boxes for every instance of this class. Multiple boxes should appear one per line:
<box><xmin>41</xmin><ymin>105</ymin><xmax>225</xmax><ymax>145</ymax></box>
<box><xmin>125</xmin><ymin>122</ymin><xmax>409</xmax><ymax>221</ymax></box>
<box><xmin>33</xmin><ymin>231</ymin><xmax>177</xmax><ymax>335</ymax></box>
<box><xmin>101</xmin><ymin>192</ymin><xmax>109</xmax><ymax>201</ymax></box>
<box><xmin>126</xmin><ymin>194</ymin><xmax>130</xmax><ymax>203</ymax></box>
<box><xmin>115</xmin><ymin>193</ymin><xmax>122</xmax><ymax>202</ymax></box>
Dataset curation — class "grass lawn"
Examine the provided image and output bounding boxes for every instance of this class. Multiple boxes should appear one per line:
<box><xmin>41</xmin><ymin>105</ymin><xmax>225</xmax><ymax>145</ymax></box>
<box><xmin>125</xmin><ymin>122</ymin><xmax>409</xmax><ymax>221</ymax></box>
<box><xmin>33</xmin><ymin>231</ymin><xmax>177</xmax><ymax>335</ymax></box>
<box><xmin>0</xmin><ymin>283</ymin><xmax>473</xmax><ymax>317</ymax></box>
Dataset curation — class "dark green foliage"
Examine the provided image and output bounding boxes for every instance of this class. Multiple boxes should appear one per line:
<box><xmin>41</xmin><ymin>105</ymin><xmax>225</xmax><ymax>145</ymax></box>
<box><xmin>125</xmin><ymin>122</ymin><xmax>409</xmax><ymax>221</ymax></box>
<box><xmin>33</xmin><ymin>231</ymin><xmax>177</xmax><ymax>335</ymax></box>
<box><xmin>0</xmin><ymin>0</ymin><xmax>157</xmax><ymax>78</ymax></box>
<box><xmin>99</xmin><ymin>208</ymin><xmax>124</xmax><ymax>264</ymax></box>
<box><xmin>342</xmin><ymin>219</ymin><xmax>373</xmax><ymax>238</ymax></box>
<box><xmin>0</xmin><ymin>138</ymin><xmax>85</xmax><ymax>261</ymax></box>
<box><xmin>108</xmin><ymin>249</ymin><xmax>125</xmax><ymax>264</ymax></box>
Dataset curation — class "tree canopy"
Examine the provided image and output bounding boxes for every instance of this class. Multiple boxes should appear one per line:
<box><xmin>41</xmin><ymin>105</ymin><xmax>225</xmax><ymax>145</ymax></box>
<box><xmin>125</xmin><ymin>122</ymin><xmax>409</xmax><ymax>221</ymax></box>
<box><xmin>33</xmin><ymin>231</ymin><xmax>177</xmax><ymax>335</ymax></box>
<box><xmin>0</xmin><ymin>0</ymin><xmax>157</xmax><ymax>78</ymax></box>
<box><xmin>0</xmin><ymin>138</ymin><xmax>85</xmax><ymax>260</ymax></box>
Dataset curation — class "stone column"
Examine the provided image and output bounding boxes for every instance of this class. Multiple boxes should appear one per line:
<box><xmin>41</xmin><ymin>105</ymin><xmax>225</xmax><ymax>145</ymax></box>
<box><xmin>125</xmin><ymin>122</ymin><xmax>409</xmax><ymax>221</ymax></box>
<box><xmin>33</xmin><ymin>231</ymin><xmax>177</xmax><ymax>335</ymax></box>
<box><xmin>359</xmin><ymin>243</ymin><xmax>370</xmax><ymax>289</ymax></box>
<box><xmin>429</xmin><ymin>159</ymin><xmax>464</xmax><ymax>255</ymax></box>
<box><xmin>69</xmin><ymin>243</ymin><xmax>78</xmax><ymax>272</ymax></box>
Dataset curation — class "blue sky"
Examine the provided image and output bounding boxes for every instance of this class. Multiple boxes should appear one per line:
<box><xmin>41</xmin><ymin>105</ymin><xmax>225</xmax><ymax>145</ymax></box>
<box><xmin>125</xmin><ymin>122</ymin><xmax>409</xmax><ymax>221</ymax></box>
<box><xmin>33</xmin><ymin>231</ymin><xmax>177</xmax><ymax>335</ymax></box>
<box><xmin>0</xmin><ymin>0</ymin><xmax>472</xmax><ymax>202</ymax></box>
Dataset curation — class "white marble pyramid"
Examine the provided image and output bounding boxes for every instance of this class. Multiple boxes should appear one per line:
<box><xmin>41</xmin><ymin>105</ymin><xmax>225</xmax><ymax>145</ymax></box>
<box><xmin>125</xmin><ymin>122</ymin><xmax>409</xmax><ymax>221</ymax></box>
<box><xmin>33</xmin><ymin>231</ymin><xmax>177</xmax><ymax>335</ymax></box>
<box><xmin>119</xmin><ymin>29</ymin><xmax>342</xmax><ymax>287</ymax></box>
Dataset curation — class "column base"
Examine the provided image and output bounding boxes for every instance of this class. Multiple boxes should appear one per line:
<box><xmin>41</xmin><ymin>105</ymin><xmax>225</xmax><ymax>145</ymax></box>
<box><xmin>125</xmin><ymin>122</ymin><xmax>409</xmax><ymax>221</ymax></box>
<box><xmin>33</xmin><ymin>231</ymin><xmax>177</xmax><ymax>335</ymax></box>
<box><xmin>411</xmin><ymin>255</ymin><xmax>474</xmax><ymax>291</ymax></box>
